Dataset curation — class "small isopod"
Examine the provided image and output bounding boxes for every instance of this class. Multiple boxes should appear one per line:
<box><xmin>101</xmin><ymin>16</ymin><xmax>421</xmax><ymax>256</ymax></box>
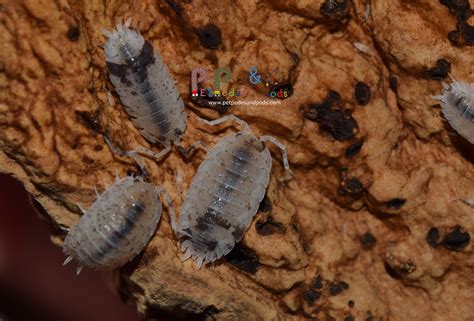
<box><xmin>169</xmin><ymin>115</ymin><xmax>291</xmax><ymax>269</ymax></box>
<box><xmin>432</xmin><ymin>77</ymin><xmax>474</xmax><ymax>144</ymax></box>
<box><xmin>103</xmin><ymin>19</ymin><xmax>202</xmax><ymax>160</ymax></box>
<box><xmin>63</xmin><ymin>174</ymin><xmax>173</xmax><ymax>274</ymax></box>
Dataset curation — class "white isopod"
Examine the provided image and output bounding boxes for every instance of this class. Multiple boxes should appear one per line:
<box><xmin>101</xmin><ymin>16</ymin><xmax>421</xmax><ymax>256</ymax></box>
<box><xmin>169</xmin><ymin>115</ymin><xmax>291</xmax><ymax>269</ymax></box>
<box><xmin>63</xmin><ymin>174</ymin><xmax>173</xmax><ymax>274</ymax></box>
<box><xmin>103</xmin><ymin>19</ymin><xmax>201</xmax><ymax>160</ymax></box>
<box><xmin>432</xmin><ymin>78</ymin><xmax>474</xmax><ymax>144</ymax></box>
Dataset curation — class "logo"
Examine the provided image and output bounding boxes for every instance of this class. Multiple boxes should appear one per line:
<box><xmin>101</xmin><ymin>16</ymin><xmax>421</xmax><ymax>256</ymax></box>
<box><xmin>190</xmin><ymin>66</ymin><xmax>292</xmax><ymax>100</ymax></box>
<box><xmin>191</xmin><ymin>66</ymin><xmax>247</xmax><ymax>98</ymax></box>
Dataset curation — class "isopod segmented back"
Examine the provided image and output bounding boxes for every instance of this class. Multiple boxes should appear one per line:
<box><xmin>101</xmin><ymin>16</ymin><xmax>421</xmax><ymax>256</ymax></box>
<box><xmin>170</xmin><ymin>115</ymin><xmax>290</xmax><ymax>269</ymax></box>
<box><xmin>103</xmin><ymin>20</ymin><xmax>186</xmax><ymax>147</ymax></box>
<box><xmin>63</xmin><ymin>175</ymin><xmax>163</xmax><ymax>272</ymax></box>
<box><xmin>433</xmin><ymin>79</ymin><xmax>474</xmax><ymax>144</ymax></box>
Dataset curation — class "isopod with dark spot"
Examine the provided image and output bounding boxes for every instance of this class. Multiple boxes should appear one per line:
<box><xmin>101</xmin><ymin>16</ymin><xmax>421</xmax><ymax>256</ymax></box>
<box><xmin>63</xmin><ymin>174</ymin><xmax>174</xmax><ymax>274</ymax></box>
<box><xmin>170</xmin><ymin>115</ymin><xmax>291</xmax><ymax>269</ymax></box>
<box><xmin>103</xmin><ymin>19</ymin><xmax>204</xmax><ymax>161</ymax></box>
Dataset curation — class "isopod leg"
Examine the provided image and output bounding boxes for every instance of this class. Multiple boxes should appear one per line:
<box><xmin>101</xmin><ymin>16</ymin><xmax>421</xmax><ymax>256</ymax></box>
<box><xmin>196</xmin><ymin>114</ymin><xmax>251</xmax><ymax>133</ymax></box>
<box><xmin>175</xmin><ymin>140</ymin><xmax>208</xmax><ymax>160</ymax></box>
<box><xmin>128</xmin><ymin>144</ymin><xmax>172</xmax><ymax>162</ymax></box>
<box><xmin>105</xmin><ymin>136</ymin><xmax>172</xmax><ymax>174</ymax></box>
<box><xmin>63</xmin><ymin>256</ymin><xmax>73</xmax><ymax>266</ymax></box>
<box><xmin>76</xmin><ymin>203</ymin><xmax>86</xmax><ymax>214</ymax></box>
<box><xmin>173</xmin><ymin>169</ymin><xmax>185</xmax><ymax>201</ymax></box>
<box><xmin>156</xmin><ymin>187</ymin><xmax>177</xmax><ymax>235</ymax></box>
<box><xmin>260</xmin><ymin>135</ymin><xmax>290</xmax><ymax>171</ymax></box>
<box><xmin>76</xmin><ymin>265</ymin><xmax>83</xmax><ymax>275</ymax></box>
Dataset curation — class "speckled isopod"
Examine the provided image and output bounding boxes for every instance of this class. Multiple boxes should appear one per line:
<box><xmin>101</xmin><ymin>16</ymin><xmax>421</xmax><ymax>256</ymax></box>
<box><xmin>103</xmin><ymin>19</ymin><xmax>202</xmax><ymax>160</ymax></box>
<box><xmin>169</xmin><ymin>115</ymin><xmax>291</xmax><ymax>269</ymax></box>
<box><xmin>63</xmin><ymin>174</ymin><xmax>174</xmax><ymax>274</ymax></box>
<box><xmin>433</xmin><ymin>77</ymin><xmax>474</xmax><ymax>144</ymax></box>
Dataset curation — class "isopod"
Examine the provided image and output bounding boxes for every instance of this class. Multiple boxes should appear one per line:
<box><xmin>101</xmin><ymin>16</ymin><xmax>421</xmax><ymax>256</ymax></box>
<box><xmin>432</xmin><ymin>78</ymin><xmax>474</xmax><ymax>144</ymax></box>
<box><xmin>103</xmin><ymin>19</ymin><xmax>202</xmax><ymax>160</ymax></box>
<box><xmin>63</xmin><ymin>174</ymin><xmax>173</xmax><ymax>274</ymax></box>
<box><xmin>170</xmin><ymin>115</ymin><xmax>291</xmax><ymax>269</ymax></box>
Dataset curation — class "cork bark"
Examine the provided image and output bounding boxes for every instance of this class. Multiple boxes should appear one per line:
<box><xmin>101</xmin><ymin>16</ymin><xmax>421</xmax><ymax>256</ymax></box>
<box><xmin>1</xmin><ymin>0</ymin><xmax>473</xmax><ymax>320</ymax></box>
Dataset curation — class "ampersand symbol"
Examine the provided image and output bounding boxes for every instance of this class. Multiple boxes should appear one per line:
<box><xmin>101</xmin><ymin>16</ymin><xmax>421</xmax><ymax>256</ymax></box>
<box><xmin>249</xmin><ymin>67</ymin><xmax>261</xmax><ymax>85</ymax></box>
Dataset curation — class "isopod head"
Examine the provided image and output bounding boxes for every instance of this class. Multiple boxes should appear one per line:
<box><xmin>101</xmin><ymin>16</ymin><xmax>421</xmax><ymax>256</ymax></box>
<box><xmin>103</xmin><ymin>19</ymin><xmax>145</xmax><ymax>65</ymax></box>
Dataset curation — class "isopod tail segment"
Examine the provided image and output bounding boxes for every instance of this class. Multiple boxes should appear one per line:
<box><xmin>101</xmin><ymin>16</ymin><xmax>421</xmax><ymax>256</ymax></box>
<box><xmin>62</xmin><ymin>254</ymin><xmax>84</xmax><ymax>275</ymax></box>
<box><xmin>196</xmin><ymin>114</ymin><xmax>292</xmax><ymax>177</ymax></box>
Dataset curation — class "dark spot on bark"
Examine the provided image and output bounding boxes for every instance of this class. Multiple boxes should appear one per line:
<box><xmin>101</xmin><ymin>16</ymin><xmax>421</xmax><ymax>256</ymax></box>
<box><xmin>320</xmin><ymin>109</ymin><xmax>358</xmax><ymax>141</ymax></box>
<box><xmin>303</xmin><ymin>289</ymin><xmax>321</xmax><ymax>306</ymax></box>
<box><xmin>258</xmin><ymin>194</ymin><xmax>272</xmax><ymax>213</ymax></box>
<box><xmin>425</xmin><ymin>59</ymin><xmax>451</xmax><ymax>80</ymax></box>
<box><xmin>448</xmin><ymin>30</ymin><xmax>460</xmax><ymax>43</ymax></box>
<box><xmin>301</xmin><ymin>90</ymin><xmax>342</xmax><ymax>122</ymax></box>
<box><xmin>202</xmin><ymin>305</ymin><xmax>220</xmax><ymax>319</ymax></box>
<box><xmin>196</xmin><ymin>24</ymin><xmax>222</xmax><ymax>49</ymax></box>
<box><xmin>76</xmin><ymin>110</ymin><xmax>101</xmax><ymax>132</ymax></box>
<box><xmin>348</xmin><ymin>300</ymin><xmax>355</xmax><ymax>308</ymax></box>
<box><xmin>255</xmin><ymin>216</ymin><xmax>285</xmax><ymax>236</ymax></box>
<box><xmin>67</xmin><ymin>26</ymin><xmax>80</xmax><ymax>41</ymax></box>
<box><xmin>440</xmin><ymin>0</ymin><xmax>472</xmax><ymax>20</ymax></box>
<box><xmin>344</xmin><ymin>316</ymin><xmax>355</xmax><ymax>321</ymax></box>
<box><xmin>427</xmin><ymin>227</ymin><xmax>440</xmax><ymax>248</ymax></box>
<box><xmin>366</xmin><ymin>316</ymin><xmax>374</xmax><ymax>321</ymax></box>
<box><xmin>442</xmin><ymin>225</ymin><xmax>470</xmax><ymax>251</ymax></box>
<box><xmin>94</xmin><ymin>144</ymin><xmax>103</xmax><ymax>151</ymax></box>
<box><xmin>389</xmin><ymin>75</ymin><xmax>399</xmax><ymax>91</ymax></box>
<box><xmin>354</xmin><ymin>82</ymin><xmax>371</xmax><ymax>106</ymax></box>
<box><xmin>31</xmin><ymin>118</ymin><xmax>40</xmax><ymax>130</ymax></box>
<box><xmin>458</xmin><ymin>20</ymin><xmax>474</xmax><ymax>44</ymax></box>
<box><xmin>384</xmin><ymin>262</ymin><xmax>402</xmax><ymax>280</ymax></box>
<box><xmin>320</xmin><ymin>0</ymin><xmax>350</xmax><ymax>20</ymax></box>
<box><xmin>440</xmin><ymin>0</ymin><xmax>474</xmax><ymax>45</ymax></box>
<box><xmin>226</xmin><ymin>243</ymin><xmax>260</xmax><ymax>274</ymax></box>
<box><xmin>290</xmin><ymin>52</ymin><xmax>300</xmax><ymax>64</ymax></box>
<box><xmin>338</xmin><ymin>177</ymin><xmax>364</xmax><ymax>198</ymax></box>
<box><xmin>163</xmin><ymin>0</ymin><xmax>182</xmax><ymax>14</ymax></box>
<box><xmin>301</xmin><ymin>100</ymin><xmax>332</xmax><ymax>122</ymax></box>
<box><xmin>312</xmin><ymin>275</ymin><xmax>324</xmax><ymax>289</ymax></box>
<box><xmin>329</xmin><ymin>281</ymin><xmax>349</xmax><ymax>296</ymax></box>
<box><xmin>360</xmin><ymin>232</ymin><xmax>377</xmax><ymax>249</ymax></box>
<box><xmin>270</xmin><ymin>82</ymin><xmax>294</xmax><ymax>100</ymax></box>
<box><xmin>385</xmin><ymin>198</ymin><xmax>406</xmax><ymax>209</ymax></box>
<box><xmin>345</xmin><ymin>140</ymin><xmax>363</xmax><ymax>158</ymax></box>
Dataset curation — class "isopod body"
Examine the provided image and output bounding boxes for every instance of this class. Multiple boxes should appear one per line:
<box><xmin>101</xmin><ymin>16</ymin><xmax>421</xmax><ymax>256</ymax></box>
<box><xmin>63</xmin><ymin>175</ymin><xmax>166</xmax><ymax>273</ymax></box>
<box><xmin>103</xmin><ymin>20</ymin><xmax>187</xmax><ymax>158</ymax></box>
<box><xmin>433</xmin><ymin>79</ymin><xmax>474</xmax><ymax>144</ymax></box>
<box><xmin>171</xmin><ymin>116</ymin><xmax>290</xmax><ymax>269</ymax></box>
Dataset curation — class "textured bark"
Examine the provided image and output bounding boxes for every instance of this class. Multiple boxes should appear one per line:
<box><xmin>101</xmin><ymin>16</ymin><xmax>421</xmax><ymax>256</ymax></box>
<box><xmin>1</xmin><ymin>0</ymin><xmax>473</xmax><ymax>320</ymax></box>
